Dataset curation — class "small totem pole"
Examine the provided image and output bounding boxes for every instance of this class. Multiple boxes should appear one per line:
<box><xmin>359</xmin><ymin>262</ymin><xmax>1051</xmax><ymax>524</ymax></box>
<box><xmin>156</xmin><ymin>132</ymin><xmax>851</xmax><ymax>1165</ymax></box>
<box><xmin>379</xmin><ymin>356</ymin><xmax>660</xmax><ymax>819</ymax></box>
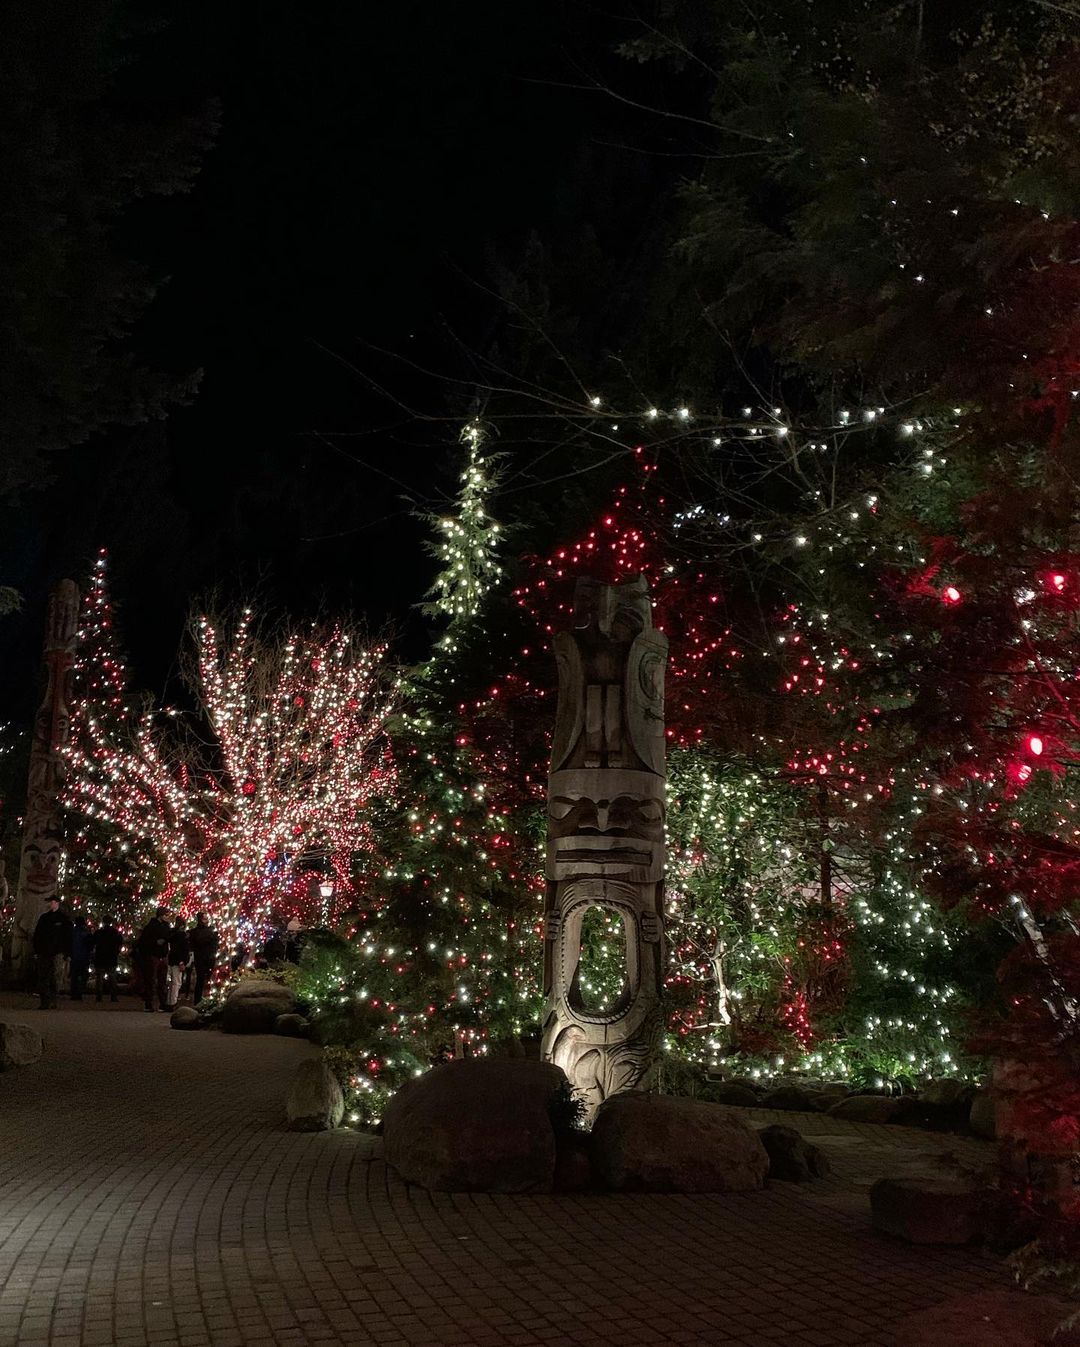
<box><xmin>541</xmin><ymin>575</ymin><xmax>668</xmax><ymax>1117</ymax></box>
<box><xmin>11</xmin><ymin>580</ymin><xmax>79</xmax><ymax>977</ymax></box>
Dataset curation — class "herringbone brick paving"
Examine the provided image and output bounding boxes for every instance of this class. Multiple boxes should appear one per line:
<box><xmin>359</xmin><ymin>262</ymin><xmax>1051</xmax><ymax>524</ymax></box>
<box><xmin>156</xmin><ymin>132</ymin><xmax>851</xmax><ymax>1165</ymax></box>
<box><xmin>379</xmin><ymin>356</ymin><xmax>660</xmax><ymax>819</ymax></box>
<box><xmin>0</xmin><ymin>993</ymin><xmax>1010</xmax><ymax>1346</ymax></box>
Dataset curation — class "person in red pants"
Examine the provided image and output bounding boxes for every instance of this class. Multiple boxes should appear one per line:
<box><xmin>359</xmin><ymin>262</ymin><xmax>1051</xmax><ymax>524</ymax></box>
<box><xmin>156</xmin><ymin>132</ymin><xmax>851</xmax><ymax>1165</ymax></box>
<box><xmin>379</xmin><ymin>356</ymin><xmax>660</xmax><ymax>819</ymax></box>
<box><xmin>136</xmin><ymin>906</ymin><xmax>172</xmax><ymax>1012</ymax></box>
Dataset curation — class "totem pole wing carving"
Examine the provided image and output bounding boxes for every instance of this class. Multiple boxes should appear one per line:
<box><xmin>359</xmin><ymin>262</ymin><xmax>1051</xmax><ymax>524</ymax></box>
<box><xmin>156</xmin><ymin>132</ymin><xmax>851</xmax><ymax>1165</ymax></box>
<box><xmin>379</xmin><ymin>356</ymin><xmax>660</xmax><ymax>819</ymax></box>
<box><xmin>602</xmin><ymin>1018</ymin><xmax>660</xmax><ymax>1097</ymax></box>
<box><xmin>550</xmin><ymin>632</ymin><xmax>584</xmax><ymax>773</ymax></box>
<box><xmin>625</xmin><ymin>630</ymin><xmax>668</xmax><ymax>776</ymax></box>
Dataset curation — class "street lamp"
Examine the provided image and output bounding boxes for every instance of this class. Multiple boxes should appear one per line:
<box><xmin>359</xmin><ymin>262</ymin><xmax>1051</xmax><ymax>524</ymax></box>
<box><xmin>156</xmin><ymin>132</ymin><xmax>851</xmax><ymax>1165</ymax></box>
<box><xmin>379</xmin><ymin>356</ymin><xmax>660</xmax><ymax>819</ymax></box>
<box><xmin>318</xmin><ymin>879</ymin><xmax>334</xmax><ymax>925</ymax></box>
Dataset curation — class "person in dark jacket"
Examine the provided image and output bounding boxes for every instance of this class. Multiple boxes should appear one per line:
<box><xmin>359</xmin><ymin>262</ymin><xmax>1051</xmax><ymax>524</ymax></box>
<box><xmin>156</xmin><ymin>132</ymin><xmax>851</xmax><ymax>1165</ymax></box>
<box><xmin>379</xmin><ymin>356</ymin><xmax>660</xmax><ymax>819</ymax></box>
<box><xmin>261</xmin><ymin>929</ymin><xmax>286</xmax><ymax>964</ymax></box>
<box><xmin>69</xmin><ymin>915</ymin><xmax>94</xmax><ymax>1000</ymax></box>
<box><xmin>136</xmin><ymin>907</ymin><xmax>172</xmax><ymax>1012</ymax></box>
<box><xmin>92</xmin><ymin>920</ymin><xmax>124</xmax><ymax>1002</ymax></box>
<box><xmin>166</xmin><ymin>915</ymin><xmax>190</xmax><ymax>1009</ymax></box>
<box><xmin>33</xmin><ymin>897</ymin><xmax>71</xmax><ymax>1009</ymax></box>
<box><xmin>189</xmin><ymin>912</ymin><xmax>220</xmax><ymax>1004</ymax></box>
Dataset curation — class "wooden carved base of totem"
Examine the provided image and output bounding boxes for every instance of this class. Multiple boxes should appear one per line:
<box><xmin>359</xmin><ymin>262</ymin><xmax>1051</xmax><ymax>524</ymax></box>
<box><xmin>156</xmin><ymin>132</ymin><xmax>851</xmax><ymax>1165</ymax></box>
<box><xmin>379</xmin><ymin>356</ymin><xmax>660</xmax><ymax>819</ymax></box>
<box><xmin>542</xmin><ymin>877</ymin><xmax>665</xmax><ymax>1118</ymax></box>
<box><xmin>540</xmin><ymin>576</ymin><xmax>668</xmax><ymax>1120</ymax></box>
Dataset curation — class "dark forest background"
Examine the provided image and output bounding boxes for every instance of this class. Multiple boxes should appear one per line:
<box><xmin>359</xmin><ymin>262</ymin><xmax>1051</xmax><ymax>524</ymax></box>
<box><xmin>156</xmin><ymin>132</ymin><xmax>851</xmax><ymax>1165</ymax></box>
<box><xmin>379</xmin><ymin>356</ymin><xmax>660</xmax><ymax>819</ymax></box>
<box><xmin>0</xmin><ymin>0</ymin><xmax>689</xmax><ymax>716</ymax></box>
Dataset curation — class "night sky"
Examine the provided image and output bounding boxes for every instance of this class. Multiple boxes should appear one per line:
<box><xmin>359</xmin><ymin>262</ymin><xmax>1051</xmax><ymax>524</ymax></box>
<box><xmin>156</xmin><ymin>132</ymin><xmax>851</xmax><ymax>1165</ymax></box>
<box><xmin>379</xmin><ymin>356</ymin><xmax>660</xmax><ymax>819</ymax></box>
<box><xmin>1</xmin><ymin>1</ymin><xmax>676</xmax><ymax>716</ymax></box>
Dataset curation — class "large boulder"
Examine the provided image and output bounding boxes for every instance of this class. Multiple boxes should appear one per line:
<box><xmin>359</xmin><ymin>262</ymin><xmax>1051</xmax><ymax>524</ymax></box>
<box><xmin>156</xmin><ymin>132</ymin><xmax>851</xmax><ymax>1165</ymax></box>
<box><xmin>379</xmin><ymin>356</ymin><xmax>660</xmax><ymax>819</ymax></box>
<box><xmin>889</xmin><ymin>1080</ymin><xmax>977</xmax><ymax>1133</ymax></box>
<box><xmin>382</xmin><ymin>1059</ymin><xmax>569</xmax><ymax>1193</ymax></box>
<box><xmin>222</xmin><ymin>980</ymin><xmax>296</xmax><ymax>1034</ymax></box>
<box><xmin>700</xmin><ymin>1082</ymin><xmax>760</xmax><ymax>1108</ymax></box>
<box><xmin>761</xmin><ymin>1084</ymin><xmax>820</xmax><ymax>1113</ymax></box>
<box><xmin>757</xmin><ymin>1124</ymin><xmax>831</xmax><ymax>1182</ymax></box>
<box><xmin>222</xmin><ymin>995</ymin><xmax>287</xmax><ymax>1034</ymax></box>
<box><xmin>0</xmin><ymin>1022</ymin><xmax>43</xmax><ymax>1070</ymax></box>
<box><xmin>224</xmin><ymin>980</ymin><xmax>294</xmax><ymax>1002</ymax></box>
<box><xmin>807</xmin><ymin>1086</ymin><xmax>850</xmax><ymax>1112</ymax></box>
<box><xmin>921</xmin><ymin>1078</ymin><xmax>976</xmax><ymax>1109</ymax></box>
<box><xmin>170</xmin><ymin>1006</ymin><xmax>200</xmax><ymax>1030</ymax></box>
<box><xmin>829</xmin><ymin>1094</ymin><xmax>901</xmax><ymax>1124</ymax></box>
<box><xmin>870</xmin><ymin>1169</ymin><xmax>985</xmax><ymax>1244</ymax></box>
<box><xmin>892</xmin><ymin>1095</ymin><xmax>969</xmax><ymax>1133</ymax></box>
<box><xmin>969</xmin><ymin>1089</ymin><xmax>996</xmax><ymax>1139</ymax></box>
<box><xmin>590</xmin><ymin>1092</ymin><xmax>769</xmax><ymax>1193</ymax></box>
<box><xmin>286</xmin><ymin>1058</ymin><xmax>345</xmax><ymax>1131</ymax></box>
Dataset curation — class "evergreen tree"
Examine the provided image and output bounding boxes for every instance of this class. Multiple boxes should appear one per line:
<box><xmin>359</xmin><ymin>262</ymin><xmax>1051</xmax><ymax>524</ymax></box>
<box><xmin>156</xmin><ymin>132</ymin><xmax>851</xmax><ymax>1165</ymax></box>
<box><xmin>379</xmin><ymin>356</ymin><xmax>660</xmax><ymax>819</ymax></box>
<box><xmin>605</xmin><ymin>0</ymin><xmax>1080</xmax><ymax>1186</ymax></box>
<box><xmin>623</xmin><ymin>1</ymin><xmax>1080</xmax><ymax>409</ymax></box>
<box><xmin>63</xmin><ymin>551</ymin><xmax>153</xmax><ymax>929</ymax></box>
<box><xmin>295</xmin><ymin>443</ymin><xmax>545</xmax><ymax>1121</ymax></box>
<box><xmin>0</xmin><ymin>0</ymin><xmax>216</xmax><ymax>497</ymax></box>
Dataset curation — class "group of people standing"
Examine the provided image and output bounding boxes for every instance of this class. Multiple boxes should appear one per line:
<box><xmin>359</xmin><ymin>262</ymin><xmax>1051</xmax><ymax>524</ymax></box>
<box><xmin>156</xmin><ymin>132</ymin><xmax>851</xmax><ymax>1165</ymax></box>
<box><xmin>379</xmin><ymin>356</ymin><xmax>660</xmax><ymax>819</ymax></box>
<box><xmin>133</xmin><ymin>906</ymin><xmax>220</xmax><ymax>1012</ymax></box>
<box><xmin>32</xmin><ymin>897</ymin><xmax>124</xmax><ymax>1009</ymax></box>
<box><xmin>31</xmin><ymin>899</ymin><xmax>221</xmax><ymax>1012</ymax></box>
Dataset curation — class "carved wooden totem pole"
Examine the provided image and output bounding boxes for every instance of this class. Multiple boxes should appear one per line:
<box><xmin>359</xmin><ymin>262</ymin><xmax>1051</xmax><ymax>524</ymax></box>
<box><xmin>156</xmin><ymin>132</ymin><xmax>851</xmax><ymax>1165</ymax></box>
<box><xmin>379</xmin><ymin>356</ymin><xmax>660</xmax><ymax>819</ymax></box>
<box><xmin>11</xmin><ymin>580</ymin><xmax>79</xmax><ymax>977</ymax></box>
<box><xmin>541</xmin><ymin>575</ymin><xmax>668</xmax><ymax>1117</ymax></box>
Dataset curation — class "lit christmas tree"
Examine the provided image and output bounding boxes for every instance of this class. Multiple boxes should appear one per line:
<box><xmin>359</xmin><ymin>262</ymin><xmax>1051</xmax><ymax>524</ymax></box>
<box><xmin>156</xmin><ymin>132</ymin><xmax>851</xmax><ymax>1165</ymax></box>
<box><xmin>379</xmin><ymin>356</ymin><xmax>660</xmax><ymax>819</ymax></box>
<box><xmin>292</xmin><ymin>438</ymin><xmax>545</xmax><ymax>1121</ymax></box>
<box><xmin>406</xmin><ymin>428</ymin><xmax>544</xmax><ymax>1050</ymax></box>
<box><xmin>863</xmin><ymin>452</ymin><xmax>1080</xmax><ymax>1197</ymax></box>
<box><xmin>62</xmin><ymin>552</ymin><xmax>154</xmax><ymax>930</ymax></box>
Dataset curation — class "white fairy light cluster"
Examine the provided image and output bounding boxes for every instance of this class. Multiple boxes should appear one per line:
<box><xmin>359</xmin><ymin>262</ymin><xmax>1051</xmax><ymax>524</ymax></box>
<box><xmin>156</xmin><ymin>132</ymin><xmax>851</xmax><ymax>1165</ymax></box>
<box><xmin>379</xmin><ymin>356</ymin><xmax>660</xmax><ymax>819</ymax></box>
<box><xmin>65</xmin><ymin>579</ymin><xmax>399</xmax><ymax>947</ymax></box>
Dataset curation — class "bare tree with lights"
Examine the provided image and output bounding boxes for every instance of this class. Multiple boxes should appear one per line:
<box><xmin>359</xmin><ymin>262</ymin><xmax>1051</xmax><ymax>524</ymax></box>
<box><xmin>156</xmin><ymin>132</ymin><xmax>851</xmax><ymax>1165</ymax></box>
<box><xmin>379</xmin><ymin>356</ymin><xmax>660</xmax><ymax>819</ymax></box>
<box><xmin>65</xmin><ymin>593</ymin><xmax>399</xmax><ymax>946</ymax></box>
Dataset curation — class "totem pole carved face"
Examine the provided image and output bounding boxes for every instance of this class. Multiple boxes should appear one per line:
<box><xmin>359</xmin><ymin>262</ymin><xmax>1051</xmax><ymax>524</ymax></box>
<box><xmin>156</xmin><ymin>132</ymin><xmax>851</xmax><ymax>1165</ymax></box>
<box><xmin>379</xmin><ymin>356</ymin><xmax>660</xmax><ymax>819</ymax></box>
<box><xmin>22</xmin><ymin>818</ymin><xmax>63</xmax><ymax>902</ymax></box>
<box><xmin>547</xmin><ymin>767</ymin><xmax>665</xmax><ymax>883</ymax></box>
<box><xmin>571</xmin><ymin>575</ymin><xmax>650</xmax><ymax>641</ymax></box>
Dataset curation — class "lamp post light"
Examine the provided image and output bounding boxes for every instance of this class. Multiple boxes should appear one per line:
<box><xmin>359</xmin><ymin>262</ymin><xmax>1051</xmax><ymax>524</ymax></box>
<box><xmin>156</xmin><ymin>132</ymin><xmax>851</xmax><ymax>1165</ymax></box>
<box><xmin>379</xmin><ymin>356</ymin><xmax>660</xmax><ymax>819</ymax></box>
<box><xmin>318</xmin><ymin>879</ymin><xmax>334</xmax><ymax>926</ymax></box>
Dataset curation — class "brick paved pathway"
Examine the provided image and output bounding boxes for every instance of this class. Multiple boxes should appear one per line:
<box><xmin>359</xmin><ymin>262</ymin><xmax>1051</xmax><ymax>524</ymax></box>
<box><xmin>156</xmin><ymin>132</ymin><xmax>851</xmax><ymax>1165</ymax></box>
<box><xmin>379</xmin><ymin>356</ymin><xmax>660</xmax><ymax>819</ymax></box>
<box><xmin>0</xmin><ymin>993</ymin><xmax>1011</xmax><ymax>1347</ymax></box>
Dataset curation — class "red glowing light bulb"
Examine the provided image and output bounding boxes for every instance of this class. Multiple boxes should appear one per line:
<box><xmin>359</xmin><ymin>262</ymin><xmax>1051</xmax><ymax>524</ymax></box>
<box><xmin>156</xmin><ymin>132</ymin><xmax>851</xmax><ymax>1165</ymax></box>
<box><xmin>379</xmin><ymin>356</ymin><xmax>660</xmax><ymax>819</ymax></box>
<box><xmin>1027</xmin><ymin>734</ymin><xmax>1044</xmax><ymax>757</ymax></box>
<box><xmin>942</xmin><ymin>585</ymin><xmax>962</xmax><ymax>604</ymax></box>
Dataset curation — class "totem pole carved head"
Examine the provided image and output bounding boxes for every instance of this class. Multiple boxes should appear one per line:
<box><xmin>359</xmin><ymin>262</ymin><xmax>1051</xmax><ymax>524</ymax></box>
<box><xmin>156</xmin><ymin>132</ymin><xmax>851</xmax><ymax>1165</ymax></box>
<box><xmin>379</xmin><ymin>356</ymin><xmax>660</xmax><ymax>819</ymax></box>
<box><xmin>571</xmin><ymin>574</ymin><xmax>650</xmax><ymax>641</ymax></box>
<box><xmin>21</xmin><ymin>816</ymin><xmax>63</xmax><ymax>902</ymax></box>
<box><xmin>547</xmin><ymin>767</ymin><xmax>664</xmax><ymax>882</ymax></box>
<box><xmin>47</xmin><ymin>580</ymin><xmax>80</xmax><ymax>655</ymax></box>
